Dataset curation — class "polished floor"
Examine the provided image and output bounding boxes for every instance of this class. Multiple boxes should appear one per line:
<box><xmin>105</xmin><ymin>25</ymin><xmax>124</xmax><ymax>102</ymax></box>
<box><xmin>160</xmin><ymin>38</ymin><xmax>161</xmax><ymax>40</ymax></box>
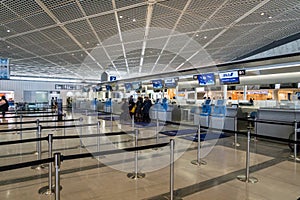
<box><xmin>0</xmin><ymin>111</ymin><xmax>299</xmax><ymax>200</ymax></box>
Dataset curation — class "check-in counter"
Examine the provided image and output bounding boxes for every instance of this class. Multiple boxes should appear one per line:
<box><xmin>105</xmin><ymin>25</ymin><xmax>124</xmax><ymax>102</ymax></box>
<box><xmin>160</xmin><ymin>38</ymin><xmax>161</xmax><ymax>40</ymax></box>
<box><xmin>256</xmin><ymin>108</ymin><xmax>300</xmax><ymax>139</ymax></box>
<box><xmin>223</xmin><ymin>107</ymin><xmax>238</xmax><ymax>132</ymax></box>
<box><xmin>150</xmin><ymin>104</ymin><xmax>172</xmax><ymax>121</ymax></box>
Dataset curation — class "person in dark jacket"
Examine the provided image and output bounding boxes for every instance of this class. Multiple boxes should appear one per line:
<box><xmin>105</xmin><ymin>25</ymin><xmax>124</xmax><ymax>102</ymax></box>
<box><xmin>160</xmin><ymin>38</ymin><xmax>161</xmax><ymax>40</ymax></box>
<box><xmin>142</xmin><ymin>96</ymin><xmax>152</xmax><ymax>123</ymax></box>
<box><xmin>128</xmin><ymin>95</ymin><xmax>135</xmax><ymax>118</ymax></box>
<box><xmin>0</xmin><ymin>96</ymin><xmax>9</xmax><ymax>117</ymax></box>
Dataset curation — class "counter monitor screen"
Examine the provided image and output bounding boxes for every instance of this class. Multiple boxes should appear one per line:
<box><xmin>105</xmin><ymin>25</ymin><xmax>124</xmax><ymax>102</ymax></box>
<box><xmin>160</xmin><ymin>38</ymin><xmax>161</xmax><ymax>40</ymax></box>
<box><xmin>219</xmin><ymin>71</ymin><xmax>240</xmax><ymax>85</ymax></box>
<box><xmin>197</xmin><ymin>73</ymin><xmax>215</xmax><ymax>86</ymax></box>
<box><xmin>152</xmin><ymin>79</ymin><xmax>163</xmax><ymax>89</ymax></box>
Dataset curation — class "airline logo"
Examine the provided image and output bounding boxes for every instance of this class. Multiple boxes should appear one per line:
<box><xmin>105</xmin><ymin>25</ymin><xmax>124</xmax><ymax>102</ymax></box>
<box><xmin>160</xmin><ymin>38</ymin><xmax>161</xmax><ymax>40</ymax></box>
<box><xmin>219</xmin><ymin>71</ymin><xmax>238</xmax><ymax>79</ymax></box>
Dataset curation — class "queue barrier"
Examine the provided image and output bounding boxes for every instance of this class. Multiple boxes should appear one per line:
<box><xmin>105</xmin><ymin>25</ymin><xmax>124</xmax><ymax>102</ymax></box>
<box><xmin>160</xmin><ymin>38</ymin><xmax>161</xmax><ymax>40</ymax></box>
<box><xmin>1</xmin><ymin>114</ymin><xmax>300</xmax><ymax>197</ymax></box>
<box><xmin>0</xmin><ymin>139</ymin><xmax>173</xmax><ymax>200</ymax></box>
<box><xmin>6</xmin><ymin>110</ymin><xmax>55</xmax><ymax>115</ymax></box>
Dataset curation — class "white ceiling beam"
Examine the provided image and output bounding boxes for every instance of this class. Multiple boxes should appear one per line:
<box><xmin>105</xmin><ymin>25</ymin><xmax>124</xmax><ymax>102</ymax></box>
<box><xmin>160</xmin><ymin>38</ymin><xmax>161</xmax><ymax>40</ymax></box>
<box><xmin>175</xmin><ymin>0</ymin><xmax>272</xmax><ymax>71</ymax></box>
<box><xmin>112</xmin><ymin>0</ymin><xmax>129</xmax><ymax>74</ymax></box>
<box><xmin>150</xmin><ymin>0</ymin><xmax>193</xmax><ymax>74</ymax></box>
<box><xmin>138</xmin><ymin>0</ymin><xmax>155</xmax><ymax>73</ymax></box>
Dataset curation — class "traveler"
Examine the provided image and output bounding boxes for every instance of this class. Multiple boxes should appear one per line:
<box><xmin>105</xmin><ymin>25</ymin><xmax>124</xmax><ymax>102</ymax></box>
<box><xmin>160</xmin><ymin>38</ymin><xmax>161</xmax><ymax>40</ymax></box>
<box><xmin>0</xmin><ymin>96</ymin><xmax>9</xmax><ymax>117</ymax></box>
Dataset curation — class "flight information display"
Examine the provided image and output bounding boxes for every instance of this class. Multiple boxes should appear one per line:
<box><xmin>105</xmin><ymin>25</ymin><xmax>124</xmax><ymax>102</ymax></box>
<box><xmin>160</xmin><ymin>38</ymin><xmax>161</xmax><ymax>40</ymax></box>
<box><xmin>194</xmin><ymin>73</ymin><xmax>215</xmax><ymax>86</ymax></box>
<box><xmin>0</xmin><ymin>58</ymin><xmax>10</xmax><ymax>80</ymax></box>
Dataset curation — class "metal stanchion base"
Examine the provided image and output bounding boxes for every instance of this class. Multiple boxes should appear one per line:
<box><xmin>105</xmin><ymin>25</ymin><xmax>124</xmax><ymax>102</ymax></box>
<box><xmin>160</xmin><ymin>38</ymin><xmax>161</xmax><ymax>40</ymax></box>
<box><xmin>38</xmin><ymin>186</ymin><xmax>54</xmax><ymax>195</ymax></box>
<box><xmin>232</xmin><ymin>142</ymin><xmax>240</xmax><ymax>147</ymax></box>
<box><xmin>31</xmin><ymin>164</ymin><xmax>47</xmax><ymax>170</ymax></box>
<box><xmin>191</xmin><ymin>159</ymin><xmax>207</xmax><ymax>166</ymax></box>
<box><xmin>289</xmin><ymin>155</ymin><xmax>300</xmax><ymax>161</ymax></box>
<box><xmin>127</xmin><ymin>172</ymin><xmax>146</xmax><ymax>179</ymax></box>
<box><xmin>38</xmin><ymin>185</ymin><xmax>62</xmax><ymax>195</ymax></box>
<box><xmin>236</xmin><ymin>175</ymin><xmax>258</xmax><ymax>183</ymax></box>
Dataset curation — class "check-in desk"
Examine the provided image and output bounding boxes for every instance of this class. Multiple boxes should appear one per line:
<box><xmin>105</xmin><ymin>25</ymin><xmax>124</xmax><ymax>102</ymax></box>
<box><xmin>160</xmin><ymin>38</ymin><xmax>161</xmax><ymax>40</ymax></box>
<box><xmin>150</xmin><ymin>104</ymin><xmax>172</xmax><ymax>121</ymax></box>
<box><xmin>256</xmin><ymin>108</ymin><xmax>300</xmax><ymax>139</ymax></box>
<box><xmin>223</xmin><ymin>107</ymin><xmax>238</xmax><ymax>132</ymax></box>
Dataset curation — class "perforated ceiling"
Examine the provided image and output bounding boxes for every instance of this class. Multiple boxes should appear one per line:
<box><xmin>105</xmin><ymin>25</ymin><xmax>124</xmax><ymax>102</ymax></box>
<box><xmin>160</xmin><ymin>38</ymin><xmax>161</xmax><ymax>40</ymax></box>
<box><xmin>0</xmin><ymin>0</ymin><xmax>299</xmax><ymax>81</ymax></box>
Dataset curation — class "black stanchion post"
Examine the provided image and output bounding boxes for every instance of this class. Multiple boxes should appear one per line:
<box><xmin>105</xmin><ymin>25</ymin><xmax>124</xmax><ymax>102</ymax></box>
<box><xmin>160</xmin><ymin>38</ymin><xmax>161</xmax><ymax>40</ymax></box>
<box><xmin>237</xmin><ymin>127</ymin><xmax>258</xmax><ymax>183</ymax></box>
<box><xmin>54</xmin><ymin>153</ymin><xmax>62</xmax><ymax>200</ymax></box>
<box><xmin>127</xmin><ymin>129</ymin><xmax>145</xmax><ymax>179</ymax></box>
<box><xmin>39</xmin><ymin>134</ymin><xmax>54</xmax><ymax>195</ymax></box>
<box><xmin>232</xmin><ymin>116</ymin><xmax>240</xmax><ymax>147</ymax></box>
<box><xmin>191</xmin><ymin>123</ymin><xmax>206</xmax><ymax>166</ymax></box>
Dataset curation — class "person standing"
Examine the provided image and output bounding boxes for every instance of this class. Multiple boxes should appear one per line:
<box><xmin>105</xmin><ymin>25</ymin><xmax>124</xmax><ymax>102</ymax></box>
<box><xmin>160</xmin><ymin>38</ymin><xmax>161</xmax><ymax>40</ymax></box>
<box><xmin>142</xmin><ymin>96</ymin><xmax>152</xmax><ymax>123</ymax></box>
<box><xmin>128</xmin><ymin>95</ymin><xmax>135</xmax><ymax>118</ymax></box>
<box><xmin>0</xmin><ymin>96</ymin><xmax>9</xmax><ymax>117</ymax></box>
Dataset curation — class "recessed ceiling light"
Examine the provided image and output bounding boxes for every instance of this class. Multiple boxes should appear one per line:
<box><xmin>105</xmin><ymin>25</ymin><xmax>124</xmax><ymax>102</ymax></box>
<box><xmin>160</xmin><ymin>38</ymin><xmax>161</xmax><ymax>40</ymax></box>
<box><xmin>119</xmin><ymin>15</ymin><xmax>123</xmax><ymax>19</ymax></box>
<box><xmin>196</xmin><ymin>34</ymin><xmax>199</xmax><ymax>37</ymax></box>
<box><xmin>7</xmin><ymin>46</ymin><xmax>10</xmax><ymax>48</ymax></box>
<box><xmin>268</xmin><ymin>16</ymin><xmax>272</xmax><ymax>19</ymax></box>
<box><xmin>260</xmin><ymin>12</ymin><xmax>265</xmax><ymax>16</ymax></box>
<box><xmin>204</xmin><ymin>36</ymin><xmax>207</xmax><ymax>39</ymax></box>
<box><xmin>86</xmin><ymin>41</ymin><xmax>89</xmax><ymax>44</ymax></box>
<box><xmin>132</xmin><ymin>18</ymin><xmax>136</xmax><ymax>22</ymax></box>
<box><xmin>6</xmin><ymin>29</ymin><xmax>10</xmax><ymax>33</ymax></box>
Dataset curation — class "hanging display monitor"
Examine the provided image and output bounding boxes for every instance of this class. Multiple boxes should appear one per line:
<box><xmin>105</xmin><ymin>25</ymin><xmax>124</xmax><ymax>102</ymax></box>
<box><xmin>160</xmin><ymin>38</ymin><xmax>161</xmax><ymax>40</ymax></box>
<box><xmin>131</xmin><ymin>81</ymin><xmax>142</xmax><ymax>91</ymax></box>
<box><xmin>152</xmin><ymin>79</ymin><xmax>163</xmax><ymax>89</ymax></box>
<box><xmin>105</xmin><ymin>85</ymin><xmax>112</xmax><ymax>91</ymax></box>
<box><xmin>196</xmin><ymin>73</ymin><xmax>215</xmax><ymax>86</ymax></box>
<box><xmin>124</xmin><ymin>83</ymin><xmax>132</xmax><ymax>91</ymax></box>
<box><xmin>0</xmin><ymin>58</ymin><xmax>10</xmax><ymax>80</ymax></box>
<box><xmin>164</xmin><ymin>78</ymin><xmax>178</xmax><ymax>88</ymax></box>
<box><xmin>219</xmin><ymin>71</ymin><xmax>240</xmax><ymax>85</ymax></box>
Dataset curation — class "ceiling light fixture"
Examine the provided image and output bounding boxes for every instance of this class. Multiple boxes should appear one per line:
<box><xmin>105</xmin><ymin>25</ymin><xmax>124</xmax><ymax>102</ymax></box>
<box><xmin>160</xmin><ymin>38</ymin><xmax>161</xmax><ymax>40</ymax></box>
<box><xmin>119</xmin><ymin>15</ymin><xmax>123</xmax><ymax>19</ymax></box>
<box><xmin>6</xmin><ymin>29</ymin><xmax>10</xmax><ymax>33</ymax></box>
<box><xmin>260</xmin><ymin>12</ymin><xmax>265</xmax><ymax>16</ymax></box>
<box><xmin>268</xmin><ymin>16</ymin><xmax>272</xmax><ymax>19</ymax></box>
<box><xmin>133</xmin><ymin>18</ymin><xmax>136</xmax><ymax>22</ymax></box>
<box><xmin>204</xmin><ymin>36</ymin><xmax>207</xmax><ymax>39</ymax></box>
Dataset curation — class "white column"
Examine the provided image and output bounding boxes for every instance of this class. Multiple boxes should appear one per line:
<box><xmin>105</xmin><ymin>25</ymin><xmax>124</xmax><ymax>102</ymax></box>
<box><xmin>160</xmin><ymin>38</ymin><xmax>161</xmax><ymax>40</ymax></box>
<box><xmin>243</xmin><ymin>85</ymin><xmax>247</xmax><ymax>100</ymax></box>
<box><xmin>223</xmin><ymin>85</ymin><xmax>227</xmax><ymax>100</ymax></box>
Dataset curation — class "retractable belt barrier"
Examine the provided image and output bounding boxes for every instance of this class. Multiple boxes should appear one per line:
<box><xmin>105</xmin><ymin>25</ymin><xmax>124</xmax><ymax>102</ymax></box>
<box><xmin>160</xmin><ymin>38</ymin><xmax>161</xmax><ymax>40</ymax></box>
<box><xmin>2</xmin><ymin>114</ymin><xmax>63</xmax><ymax>119</ymax></box>
<box><xmin>0</xmin><ymin>141</ymin><xmax>170</xmax><ymax>171</ymax></box>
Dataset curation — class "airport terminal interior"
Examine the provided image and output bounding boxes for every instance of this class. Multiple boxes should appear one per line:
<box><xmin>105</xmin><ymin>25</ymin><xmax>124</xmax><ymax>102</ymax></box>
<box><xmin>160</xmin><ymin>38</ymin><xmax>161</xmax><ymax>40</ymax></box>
<box><xmin>1</xmin><ymin>0</ymin><xmax>300</xmax><ymax>199</ymax></box>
